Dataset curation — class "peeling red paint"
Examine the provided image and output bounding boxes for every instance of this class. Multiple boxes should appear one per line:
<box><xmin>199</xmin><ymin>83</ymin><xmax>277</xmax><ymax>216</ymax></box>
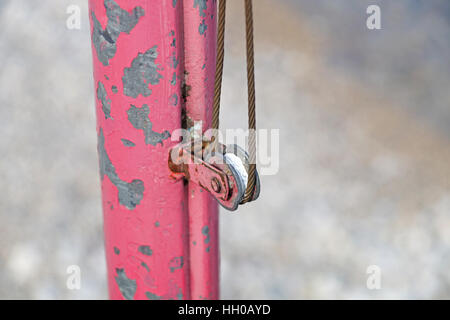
<box><xmin>89</xmin><ymin>0</ymin><xmax>190</xmax><ymax>300</ymax></box>
<box><xmin>183</xmin><ymin>1</ymin><xmax>220</xmax><ymax>300</ymax></box>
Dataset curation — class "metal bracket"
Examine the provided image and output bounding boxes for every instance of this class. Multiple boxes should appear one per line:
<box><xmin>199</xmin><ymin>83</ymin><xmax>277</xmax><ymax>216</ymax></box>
<box><xmin>168</xmin><ymin>140</ymin><xmax>245</xmax><ymax>211</ymax></box>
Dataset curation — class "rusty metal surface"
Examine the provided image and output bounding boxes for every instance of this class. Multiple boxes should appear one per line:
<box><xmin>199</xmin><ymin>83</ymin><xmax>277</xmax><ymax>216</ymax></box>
<box><xmin>168</xmin><ymin>140</ymin><xmax>252</xmax><ymax>211</ymax></box>
<box><xmin>169</xmin><ymin>142</ymin><xmax>231</xmax><ymax>202</ymax></box>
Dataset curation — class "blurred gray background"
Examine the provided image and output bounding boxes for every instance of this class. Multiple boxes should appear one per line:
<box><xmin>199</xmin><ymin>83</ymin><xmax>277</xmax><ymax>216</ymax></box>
<box><xmin>0</xmin><ymin>0</ymin><xmax>449</xmax><ymax>299</ymax></box>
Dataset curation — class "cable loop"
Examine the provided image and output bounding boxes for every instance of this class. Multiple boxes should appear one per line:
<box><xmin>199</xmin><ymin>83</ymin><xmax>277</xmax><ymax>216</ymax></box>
<box><xmin>212</xmin><ymin>0</ymin><xmax>257</xmax><ymax>204</ymax></box>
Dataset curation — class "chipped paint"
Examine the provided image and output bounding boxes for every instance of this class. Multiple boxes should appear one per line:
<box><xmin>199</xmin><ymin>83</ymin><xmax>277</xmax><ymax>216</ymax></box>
<box><xmin>194</xmin><ymin>0</ymin><xmax>208</xmax><ymax>17</ymax></box>
<box><xmin>114</xmin><ymin>247</ymin><xmax>120</xmax><ymax>255</ymax></box>
<box><xmin>122</xmin><ymin>46</ymin><xmax>163</xmax><ymax>98</ymax></box>
<box><xmin>91</xmin><ymin>0</ymin><xmax>145</xmax><ymax>66</ymax></box>
<box><xmin>146</xmin><ymin>291</ymin><xmax>162</xmax><ymax>300</ymax></box>
<box><xmin>169</xmin><ymin>256</ymin><xmax>184</xmax><ymax>272</ymax></box>
<box><xmin>138</xmin><ymin>245</ymin><xmax>153</xmax><ymax>256</ymax></box>
<box><xmin>202</xmin><ymin>225</ymin><xmax>210</xmax><ymax>244</ymax></box>
<box><xmin>127</xmin><ymin>104</ymin><xmax>170</xmax><ymax>146</ymax></box>
<box><xmin>98</xmin><ymin>128</ymin><xmax>144</xmax><ymax>209</ymax></box>
<box><xmin>199</xmin><ymin>20</ymin><xmax>207</xmax><ymax>35</ymax></box>
<box><xmin>89</xmin><ymin>0</ymin><xmax>203</xmax><ymax>300</ymax></box>
<box><xmin>115</xmin><ymin>268</ymin><xmax>137</xmax><ymax>300</ymax></box>
<box><xmin>170</xmin><ymin>54</ymin><xmax>179</xmax><ymax>69</ymax></box>
<box><xmin>168</xmin><ymin>280</ymin><xmax>184</xmax><ymax>300</ymax></box>
<box><xmin>141</xmin><ymin>261</ymin><xmax>150</xmax><ymax>272</ymax></box>
<box><xmin>121</xmin><ymin>138</ymin><xmax>135</xmax><ymax>147</ymax></box>
<box><xmin>170</xmin><ymin>93</ymin><xmax>179</xmax><ymax>106</ymax></box>
<box><xmin>179</xmin><ymin>0</ymin><xmax>220</xmax><ymax>299</ymax></box>
<box><xmin>97</xmin><ymin>81</ymin><xmax>112</xmax><ymax>119</ymax></box>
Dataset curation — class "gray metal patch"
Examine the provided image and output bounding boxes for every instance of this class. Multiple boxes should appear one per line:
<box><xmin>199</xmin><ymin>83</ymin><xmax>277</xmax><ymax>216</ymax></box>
<box><xmin>97</xmin><ymin>81</ymin><xmax>112</xmax><ymax>119</ymax></box>
<box><xmin>169</xmin><ymin>256</ymin><xmax>184</xmax><ymax>273</ymax></box>
<box><xmin>98</xmin><ymin>128</ymin><xmax>145</xmax><ymax>209</ymax></box>
<box><xmin>121</xmin><ymin>138</ymin><xmax>136</xmax><ymax>147</ymax></box>
<box><xmin>194</xmin><ymin>0</ymin><xmax>208</xmax><ymax>17</ymax></box>
<box><xmin>115</xmin><ymin>268</ymin><xmax>137</xmax><ymax>300</ymax></box>
<box><xmin>138</xmin><ymin>245</ymin><xmax>153</xmax><ymax>256</ymax></box>
<box><xmin>127</xmin><ymin>104</ymin><xmax>170</xmax><ymax>146</ymax></box>
<box><xmin>145</xmin><ymin>291</ymin><xmax>162</xmax><ymax>300</ymax></box>
<box><xmin>91</xmin><ymin>0</ymin><xmax>145</xmax><ymax>66</ymax></box>
<box><xmin>199</xmin><ymin>19</ymin><xmax>207</xmax><ymax>35</ymax></box>
<box><xmin>122</xmin><ymin>46</ymin><xmax>163</xmax><ymax>98</ymax></box>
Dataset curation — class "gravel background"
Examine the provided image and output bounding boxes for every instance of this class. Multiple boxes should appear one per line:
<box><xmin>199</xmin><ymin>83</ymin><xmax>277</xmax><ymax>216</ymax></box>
<box><xmin>0</xmin><ymin>0</ymin><xmax>449</xmax><ymax>299</ymax></box>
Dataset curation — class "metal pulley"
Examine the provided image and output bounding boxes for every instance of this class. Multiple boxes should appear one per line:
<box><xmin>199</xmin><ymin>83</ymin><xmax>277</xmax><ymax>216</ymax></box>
<box><xmin>168</xmin><ymin>139</ymin><xmax>260</xmax><ymax>211</ymax></box>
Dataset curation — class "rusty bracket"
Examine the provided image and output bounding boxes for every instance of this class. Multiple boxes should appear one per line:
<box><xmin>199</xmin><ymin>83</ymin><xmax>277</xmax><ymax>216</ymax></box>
<box><xmin>168</xmin><ymin>140</ymin><xmax>244</xmax><ymax>211</ymax></box>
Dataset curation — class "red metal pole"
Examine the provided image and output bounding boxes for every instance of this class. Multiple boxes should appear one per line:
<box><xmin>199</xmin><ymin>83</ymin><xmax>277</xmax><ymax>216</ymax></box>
<box><xmin>89</xmin><ymin>0</ymin><xmax>190</xmax><ymax>300</ymax></box>
<box><xmin>183</xmin><ymin>1</ymin><xmax>220</xmax><ymax>300</ymax></box>
<box><xmin>89</xmin><ymin>0</ymin><xmax>221</xmax><ymax>300</ymax></box>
